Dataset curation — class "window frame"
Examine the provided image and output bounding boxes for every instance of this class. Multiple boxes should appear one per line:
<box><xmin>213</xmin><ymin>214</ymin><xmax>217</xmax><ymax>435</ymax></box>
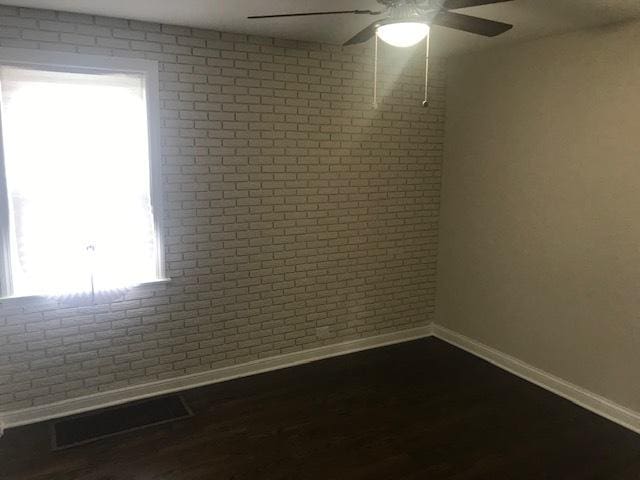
<box><xmin>0</xmin><ymin>47</ymin><xmax>165</xmax><ymax>299</ymax></box>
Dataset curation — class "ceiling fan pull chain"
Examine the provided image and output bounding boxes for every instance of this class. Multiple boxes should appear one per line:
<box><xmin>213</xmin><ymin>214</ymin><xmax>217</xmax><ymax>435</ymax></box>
<box><xmin>373</xmin><ymin>34</ymin><xmax>379</xmax><ymax>108</ymax></box>
<box><xmin>423</xmin><ymin>30</ymin><xmax>430</xmax><ymax>107</ymax></box>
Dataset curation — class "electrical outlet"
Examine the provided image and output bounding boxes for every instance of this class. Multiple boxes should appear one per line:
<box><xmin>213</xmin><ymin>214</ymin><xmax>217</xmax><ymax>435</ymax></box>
<box><xmin>316</xmin><ymin>326</ymin><xmax>332</xmax><ymax>339</ymax></box>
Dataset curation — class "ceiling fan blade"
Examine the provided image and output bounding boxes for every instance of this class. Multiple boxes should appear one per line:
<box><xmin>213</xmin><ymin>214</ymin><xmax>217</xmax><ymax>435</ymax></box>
<box><xmin>443</xmin><ymin>0</ymin><xmax>513</xmax><ymax>9</ymax></box>
<box><xmin>248</xmin><ymin>9</ymin><xmax>382</xmax><ymax>19</ymax></box>
<box><xmin>343</xmin><ymin>19</ymin><xmax>385</xmax><ymax>46</ymax></box>
<box><xmin>432</xmin><ymin>11</ymin><xmax>513</xmax><ymax>36</ymax></box>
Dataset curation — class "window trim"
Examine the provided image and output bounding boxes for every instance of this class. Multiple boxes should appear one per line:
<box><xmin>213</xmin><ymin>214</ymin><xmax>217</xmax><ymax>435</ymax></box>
<box><xmin>0</xmin><ymin>47</ymin><xmax>165</xmax><ymax>299</ymax></box>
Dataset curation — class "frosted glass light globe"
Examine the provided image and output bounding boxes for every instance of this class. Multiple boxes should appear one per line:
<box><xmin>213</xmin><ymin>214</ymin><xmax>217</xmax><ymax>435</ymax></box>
<box><xmin>376</xmin><ymin>22</ymin><xmax>430</xmax><ymax>48</ymax></box>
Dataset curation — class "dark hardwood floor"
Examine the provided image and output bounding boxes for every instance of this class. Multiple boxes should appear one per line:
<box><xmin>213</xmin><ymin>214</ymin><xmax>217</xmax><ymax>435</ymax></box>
<box><xmin>3</xmin><ymin>338</ymin><xmax>640</xmax><ymax>479</ymax></box>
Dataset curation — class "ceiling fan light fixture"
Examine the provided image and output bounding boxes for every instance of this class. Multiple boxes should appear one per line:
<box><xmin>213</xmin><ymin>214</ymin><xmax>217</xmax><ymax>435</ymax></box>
<box><xmin>376</xmin><ymin>22</ymin><xmax>430</xmax><ymax>48</ymax></box>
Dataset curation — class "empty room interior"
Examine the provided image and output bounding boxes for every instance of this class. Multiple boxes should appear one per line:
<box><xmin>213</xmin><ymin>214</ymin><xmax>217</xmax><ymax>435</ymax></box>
<box><xmin>2</xmin><ymin>0</ymin><xmax>640</xmax><ymax>478</ymax></box>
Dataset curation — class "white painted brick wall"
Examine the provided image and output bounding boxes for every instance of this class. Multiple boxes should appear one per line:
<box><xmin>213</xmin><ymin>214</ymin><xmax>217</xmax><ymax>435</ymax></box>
<box><xmin>0</xmin><ymin>5</ymin><xmax>445</xmax><ymax>412</ymax></box>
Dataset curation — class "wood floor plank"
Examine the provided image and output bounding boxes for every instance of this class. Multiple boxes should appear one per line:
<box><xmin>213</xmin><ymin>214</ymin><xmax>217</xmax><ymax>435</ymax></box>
<box><xmin>2</xmin><ymin>338</ymin><xmax>640</xmax><ymax>479</ymax></box>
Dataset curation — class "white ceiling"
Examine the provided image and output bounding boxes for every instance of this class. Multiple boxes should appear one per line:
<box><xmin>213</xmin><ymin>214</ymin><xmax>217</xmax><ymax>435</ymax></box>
<box><xmin>4</xmin><ymin>0</ymin><xmax>640</xmax><ymax>56</ymax></box>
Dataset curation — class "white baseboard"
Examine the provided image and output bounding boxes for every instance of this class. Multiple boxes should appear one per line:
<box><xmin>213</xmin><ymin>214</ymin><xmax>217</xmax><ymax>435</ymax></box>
<box><xmin>1</xmin><ymin>326</ymin><xmax>431</xmax><ymax>429</ymax></box>
<box><xmin>432</xmin><ymin>324</ymin><xmax>640</xmax><ymax>435</ymax></box>
<box><xmin>4</xmin><ymin>322</ymin><xmax>639</xmax><ymax>437</ymax></box>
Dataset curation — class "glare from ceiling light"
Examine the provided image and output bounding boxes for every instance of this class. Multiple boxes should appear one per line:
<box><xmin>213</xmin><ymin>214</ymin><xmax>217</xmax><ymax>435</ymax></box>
<box><xmin>376</xmin><ymin>22</ymin><xmax>430</xmax><ymax>48</ymax></box>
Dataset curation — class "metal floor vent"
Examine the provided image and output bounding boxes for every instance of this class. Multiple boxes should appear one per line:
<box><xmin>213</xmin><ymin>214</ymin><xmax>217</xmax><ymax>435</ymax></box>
<box><xmin>51</xmin><ymin>395</ymin><xmax>193</xmax><ymax>450</ymax></box>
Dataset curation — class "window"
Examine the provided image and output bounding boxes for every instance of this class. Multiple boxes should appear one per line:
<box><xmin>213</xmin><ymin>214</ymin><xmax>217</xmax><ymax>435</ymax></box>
<box><xmin>0</xmin><ymin>49</ymin><xmax>163</xmax><ymax>298</ymax></box>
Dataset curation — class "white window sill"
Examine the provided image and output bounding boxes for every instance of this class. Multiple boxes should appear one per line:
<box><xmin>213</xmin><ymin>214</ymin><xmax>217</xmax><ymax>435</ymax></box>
<box><xmin>0</xmin><ymin>278</ymin><xmax>171</xmax><ymax>304</ymax></box>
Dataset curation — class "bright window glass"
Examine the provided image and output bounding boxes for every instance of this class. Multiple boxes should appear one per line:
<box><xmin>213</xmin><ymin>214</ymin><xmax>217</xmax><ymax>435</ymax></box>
<box><xmin>0</xmin><ymin>66</ymin><xmax>159</xmax><ymax>297</ymax></box>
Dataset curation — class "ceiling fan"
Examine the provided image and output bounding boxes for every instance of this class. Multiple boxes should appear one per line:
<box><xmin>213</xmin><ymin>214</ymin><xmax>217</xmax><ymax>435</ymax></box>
<box><xmin>248</xmin><ymin>0</ymin><xmax>514</xmax><ymax>48</ymax></box>
<box><xmin>249</xmin><ymin>0</ymin><xmax>513</xmax><ymax>107</ymax></box>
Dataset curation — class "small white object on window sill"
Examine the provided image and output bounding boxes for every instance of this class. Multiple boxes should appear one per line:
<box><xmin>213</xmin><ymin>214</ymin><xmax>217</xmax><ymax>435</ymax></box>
<box><xmin>0</xmin><ymin>278</ymin><xmax>171</xmax><ymax>304</ymax></box>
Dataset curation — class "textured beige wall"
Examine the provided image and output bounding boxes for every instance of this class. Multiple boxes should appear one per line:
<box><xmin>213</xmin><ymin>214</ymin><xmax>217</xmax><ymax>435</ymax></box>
<box><xmin>0</xmin><ymin>6</ymin><xmax>444</xmax><ymax>412</ymax></box>
<box><xmin>438</xmin><ymin>21</ymin><xmax>640</xmax><ymax>411</ymax></box>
